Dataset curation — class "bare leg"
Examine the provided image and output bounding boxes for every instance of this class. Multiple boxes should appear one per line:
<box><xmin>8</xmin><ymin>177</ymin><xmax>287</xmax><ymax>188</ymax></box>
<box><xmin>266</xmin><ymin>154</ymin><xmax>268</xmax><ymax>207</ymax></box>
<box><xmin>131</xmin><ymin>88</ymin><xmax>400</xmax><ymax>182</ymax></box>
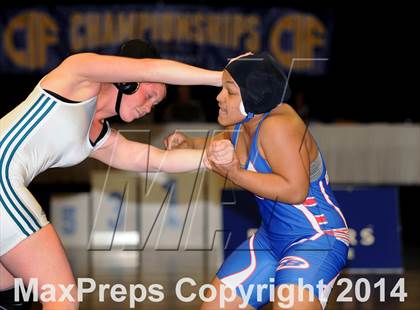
<box><xmin>200</xmin><ymin>276</ymin><xmax>255</xmax><ymax>310</ymax></box>
<box><xmin>0</xmin><ymin>262</ymin><xmax>15</xmax><ymax>290</ymax></box>
<box><xmin>273</xmin><ymin>284</ymin><xmax>322</xmax><ymax>310</ymax></box>
<box><xmin>0</xmin><ymin>224</ymin><xmax>78</xmax><ymax>309</ymax></box>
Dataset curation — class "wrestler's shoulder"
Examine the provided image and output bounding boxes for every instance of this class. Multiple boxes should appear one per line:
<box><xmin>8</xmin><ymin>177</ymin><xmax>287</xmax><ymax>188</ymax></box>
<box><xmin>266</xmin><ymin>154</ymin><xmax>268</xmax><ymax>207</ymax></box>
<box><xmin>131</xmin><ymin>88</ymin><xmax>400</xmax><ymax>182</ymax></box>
<box><xmin>262</xmin><ymin>105</ymin><xmax>301</xmax><ymax>130</ymax></box>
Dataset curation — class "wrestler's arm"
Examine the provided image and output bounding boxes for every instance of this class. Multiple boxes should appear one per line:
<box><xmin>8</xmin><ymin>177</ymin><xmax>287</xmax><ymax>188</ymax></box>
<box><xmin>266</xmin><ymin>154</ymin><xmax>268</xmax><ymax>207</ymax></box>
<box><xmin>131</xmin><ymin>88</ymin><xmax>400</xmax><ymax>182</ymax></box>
<box><xmin>164</xmin><ymin>126</ymin><xmax>234</xmax><ymax>150</ymax></box>
<box><xmin>62</xmin><ymin>53</ymin><xmax>222</xmax><ymax>86</ymax></box>
<box><xmin>89</xmin><ymin>129</ymin><xmax>207</xmax><ymax>172</ymax></box>
<box><xmin>210</xmin><ymin>116</ymin><xmax>310</xmax><ymax>204</ymax></box>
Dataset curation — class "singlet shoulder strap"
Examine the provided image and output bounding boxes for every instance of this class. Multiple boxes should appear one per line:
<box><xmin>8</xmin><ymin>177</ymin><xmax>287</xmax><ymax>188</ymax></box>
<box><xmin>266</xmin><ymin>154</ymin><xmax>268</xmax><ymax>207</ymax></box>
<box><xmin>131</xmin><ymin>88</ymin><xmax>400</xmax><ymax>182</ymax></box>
<box><xmin>251</xmin><ymin>112</ymin><xmax>271</xmax><ymax>149</ymax></box>
<box><xmin>231</xmin><ymin>122</ymin><xmax>242</xmax><ymax>148</ymax></box>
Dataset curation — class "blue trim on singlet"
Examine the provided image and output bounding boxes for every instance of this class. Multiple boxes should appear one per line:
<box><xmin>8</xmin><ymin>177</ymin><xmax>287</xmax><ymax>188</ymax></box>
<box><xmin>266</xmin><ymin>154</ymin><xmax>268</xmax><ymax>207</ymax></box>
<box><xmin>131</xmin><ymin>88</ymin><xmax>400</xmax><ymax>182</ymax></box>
<box><xmin>246</xmin><ymin>112</ymin><xmax>271</xmax><ymax>171</ymax></box>
<box><xmin>231</xmin><ymin>112</ymin><xmax>271</xmax><ymax>171</ymax></box>
<box><xmin>0</xmin><ymin>95</ymin><xmax>56</xmax><ymax>235</ymax></box>
<box><xmin>231</xmin><ymin>122</ymin><xmax>241</xmax><ymax>149</ymax></box>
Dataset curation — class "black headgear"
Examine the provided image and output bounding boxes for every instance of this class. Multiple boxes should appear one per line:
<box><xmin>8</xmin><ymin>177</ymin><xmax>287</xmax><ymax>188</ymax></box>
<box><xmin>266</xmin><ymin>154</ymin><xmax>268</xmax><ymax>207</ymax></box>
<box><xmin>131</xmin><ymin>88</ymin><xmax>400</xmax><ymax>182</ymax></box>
<box><xmin>225</xmin><ymin>52</ymin><xmax>291</xmax><ymax>122</ymax></box>
<box><xmin>114</xmin><ymin>39</ymin><xmax>161</xmax><ymax>115</ymax></box>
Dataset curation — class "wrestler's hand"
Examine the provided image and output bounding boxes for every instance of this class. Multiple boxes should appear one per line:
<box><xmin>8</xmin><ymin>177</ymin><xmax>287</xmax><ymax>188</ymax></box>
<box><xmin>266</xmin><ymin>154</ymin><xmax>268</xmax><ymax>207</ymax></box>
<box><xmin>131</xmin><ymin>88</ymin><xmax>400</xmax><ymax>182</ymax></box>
<box><xmin>202</xmin><ymin>152</ymin><xmax>213</xmax><ymax>170</ymax></box>
<box><xmin>207</xmin><ymin>139</ymin><xmax>235</xmax><ymax>165</ymax></box>
<box><xmin>207</xmin><ymin>140</ymin><xmax>240</xmax><ymax>177</ymax></box>
<box><xmin>164</xmin><ymin>132</ymin><xmax>193</xmax><ymax>150</ymax></box>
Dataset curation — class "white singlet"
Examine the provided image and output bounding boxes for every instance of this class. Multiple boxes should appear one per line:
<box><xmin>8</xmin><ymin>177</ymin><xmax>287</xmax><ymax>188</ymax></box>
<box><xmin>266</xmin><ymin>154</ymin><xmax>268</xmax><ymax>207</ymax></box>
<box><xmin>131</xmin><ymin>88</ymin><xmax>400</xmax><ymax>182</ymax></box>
<box><xmin>0</xmin><ymin>80</ymin><xmax>110</xmax><ymax>255</ymax></box>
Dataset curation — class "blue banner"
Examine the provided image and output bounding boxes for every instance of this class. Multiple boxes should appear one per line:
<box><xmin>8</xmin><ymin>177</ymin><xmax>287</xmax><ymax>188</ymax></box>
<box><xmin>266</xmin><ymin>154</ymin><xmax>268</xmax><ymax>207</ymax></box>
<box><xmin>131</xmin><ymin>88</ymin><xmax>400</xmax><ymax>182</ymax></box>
<box><xmin>0</xmin><ymin>5</ymin><xmax>333</xmax><ymax>74</ymax></box>
<box><xmin>334</xmin><ymin>186</ymin><xmax>402</xmax><ymax>271</ymax></box>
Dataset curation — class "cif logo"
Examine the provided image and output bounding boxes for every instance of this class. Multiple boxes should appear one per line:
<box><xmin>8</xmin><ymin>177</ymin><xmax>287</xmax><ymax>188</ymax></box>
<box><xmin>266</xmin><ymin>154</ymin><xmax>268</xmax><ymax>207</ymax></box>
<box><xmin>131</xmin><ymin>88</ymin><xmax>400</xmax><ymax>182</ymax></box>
<box><xmin>3</xmin><ymin>11</ymin><xmax>58</xmax><ymax>70</ymax></box>
<box><xmin>270</xmin><ymin>13</ymin><xmax>327</xmax><ymax>72</ymax></box>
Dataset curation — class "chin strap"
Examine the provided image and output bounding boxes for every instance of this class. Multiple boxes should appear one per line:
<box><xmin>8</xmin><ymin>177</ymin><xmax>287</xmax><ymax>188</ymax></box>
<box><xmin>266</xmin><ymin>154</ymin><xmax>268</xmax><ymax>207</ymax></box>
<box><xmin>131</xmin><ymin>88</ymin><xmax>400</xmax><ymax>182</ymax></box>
<box><xmin>115</xmin><ymin>90</ymin><xmax>123</xmax><ymax>115</ymax></box>
<box><xmin>240</xmin><ymin>112</ymin><xmax>254</xmax><ymax>124</ymax></box>
<box><xmin>238</xmin><ymin>100</ymin><xmax>254</xmax><ymax>124</ymax></box>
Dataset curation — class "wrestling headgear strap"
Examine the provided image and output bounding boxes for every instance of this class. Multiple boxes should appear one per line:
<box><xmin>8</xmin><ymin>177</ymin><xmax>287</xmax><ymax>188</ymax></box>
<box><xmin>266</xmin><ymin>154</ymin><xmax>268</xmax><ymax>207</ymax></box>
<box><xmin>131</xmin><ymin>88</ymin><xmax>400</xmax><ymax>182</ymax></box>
<box><xmin>114</xmin><ymin>39</ymin><xmax>160</xmax><ymax>115</ymax></box>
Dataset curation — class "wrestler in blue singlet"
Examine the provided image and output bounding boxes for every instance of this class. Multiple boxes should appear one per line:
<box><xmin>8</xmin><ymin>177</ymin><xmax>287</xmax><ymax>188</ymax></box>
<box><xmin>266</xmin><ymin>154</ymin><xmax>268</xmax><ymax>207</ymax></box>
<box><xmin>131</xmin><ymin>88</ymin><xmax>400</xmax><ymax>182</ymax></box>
<box><xmin>216</xmin><ymin>112</ymin><xmax>349</xmax><ymax>309</ymax></box>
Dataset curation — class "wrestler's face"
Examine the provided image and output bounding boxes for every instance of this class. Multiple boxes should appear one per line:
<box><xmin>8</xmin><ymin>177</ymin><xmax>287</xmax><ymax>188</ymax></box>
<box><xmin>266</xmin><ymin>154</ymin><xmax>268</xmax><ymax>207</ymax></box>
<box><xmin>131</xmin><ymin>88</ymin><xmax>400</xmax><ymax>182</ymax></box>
<box><xmin>119</xmin><ymin>82</ymin><xmax>166</xmax><ymax>122</ymax></box>
<box><xmin>216</xmin><ymin>71</ymin><xmax>245</xmax><ymax>126</ymax></box>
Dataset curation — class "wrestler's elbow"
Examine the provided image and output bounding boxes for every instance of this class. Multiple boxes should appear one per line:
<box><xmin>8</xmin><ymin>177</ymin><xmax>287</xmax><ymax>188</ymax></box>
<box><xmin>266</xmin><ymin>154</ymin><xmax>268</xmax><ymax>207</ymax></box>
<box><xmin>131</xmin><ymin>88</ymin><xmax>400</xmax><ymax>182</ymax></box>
<box><xmin>286</xmin><ymin>182</ymin><xmax>309</xmax><ymax>204</ymax></box>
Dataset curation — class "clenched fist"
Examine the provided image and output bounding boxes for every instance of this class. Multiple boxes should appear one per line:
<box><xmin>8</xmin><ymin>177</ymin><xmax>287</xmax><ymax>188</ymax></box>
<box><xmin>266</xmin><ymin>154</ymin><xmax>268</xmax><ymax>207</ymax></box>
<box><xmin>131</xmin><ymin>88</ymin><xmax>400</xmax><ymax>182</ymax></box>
<box><xmin>206</xmin><ymin>139</ymin><xmax>240</xmax><ymax>178</ymax></box>
<box><xmin>207</xmin><ymin>140</ymin><xmax>235</xmax><ymax>165</ymax></box>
